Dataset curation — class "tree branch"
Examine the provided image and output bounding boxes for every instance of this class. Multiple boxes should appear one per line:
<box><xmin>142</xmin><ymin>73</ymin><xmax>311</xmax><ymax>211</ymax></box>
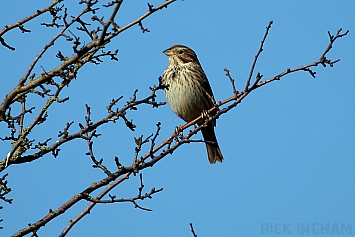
<box><xmin>0</xmin><ymin>0</ymin><xmax>64</xmax><ymax>50</ymax></box>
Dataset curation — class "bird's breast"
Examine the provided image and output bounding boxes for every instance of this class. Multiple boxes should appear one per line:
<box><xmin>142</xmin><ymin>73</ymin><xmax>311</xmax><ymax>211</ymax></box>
<box><xmin>164</xmin><ymin>69</ymin><xmax>210</xmax><ymax>122</ymax></box>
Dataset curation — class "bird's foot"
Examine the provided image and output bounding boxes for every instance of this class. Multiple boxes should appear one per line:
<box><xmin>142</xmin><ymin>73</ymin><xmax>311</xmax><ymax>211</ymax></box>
<box><xmin>173</xmin><ymin>126</ymin><xmax>183</xmax><ymax>141</ymax></box>
<box><xmin>200</xmin><ymin>110</ymin><xmax>210</xmax><ymax>122</ymax></box>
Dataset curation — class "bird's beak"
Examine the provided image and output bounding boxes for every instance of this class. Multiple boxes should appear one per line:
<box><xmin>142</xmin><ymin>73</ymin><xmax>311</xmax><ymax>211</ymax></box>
<box><xmin>163</xmin><ymin>48</ymin><xmax>173</xmax><ymax>56</ymax></box>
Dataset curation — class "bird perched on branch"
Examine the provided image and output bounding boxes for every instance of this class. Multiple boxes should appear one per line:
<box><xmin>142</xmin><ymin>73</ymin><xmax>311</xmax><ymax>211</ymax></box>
<box><xmin>161</xmin><ymin>44</ymin><xmax>223</xmax><ymax>164</ymax></box>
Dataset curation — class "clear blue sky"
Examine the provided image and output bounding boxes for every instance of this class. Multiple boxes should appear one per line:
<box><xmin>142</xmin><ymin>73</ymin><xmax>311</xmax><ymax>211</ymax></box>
<box><xmin>1</xmin><ymin>1</ymin><xmax>354</xmax><ymax>236</ymax></box>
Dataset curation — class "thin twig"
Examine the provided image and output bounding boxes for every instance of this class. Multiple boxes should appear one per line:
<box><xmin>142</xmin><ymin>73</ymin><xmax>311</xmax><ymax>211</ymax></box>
<box><xmin>245</xmin><ymin>20</ymin><xmax>273</xmax><ymax>91</ymax></box>
<box><xmin>190</xmin><ymin>223</ymin><xmax>198</xmax><ymax>237</ymax></box>
<box><xmin>0</xmin><ymin>0</ymin><xmax>63</xmax><ymax>50</ymax></box>
<box><xmin>59</xmin><ymin>172</ymin><xmax>130</xmax><ymax>237</ymax></box>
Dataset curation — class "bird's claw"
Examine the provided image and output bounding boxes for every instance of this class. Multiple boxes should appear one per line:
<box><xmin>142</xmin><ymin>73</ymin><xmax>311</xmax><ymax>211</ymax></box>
<box><xmin>201</xmin><ymin>110</ymin><xmax>210</xmax><ymax>122</ymax></box>
<box><xmin>174</xmin><ymin>126</ymin><xmax>183</xmax><ymax>136</ymax></box>
<box><xmin>173</xmin><ymin>126</ymin><xmax>183</xmax><ymax>141</ymax></box>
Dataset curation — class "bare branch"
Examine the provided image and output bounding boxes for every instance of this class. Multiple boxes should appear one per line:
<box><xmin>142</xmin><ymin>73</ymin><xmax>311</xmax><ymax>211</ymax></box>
<box><xmin>82</xmin><ymin>174</ymin><xmax>162</xmax><ymax>210</ymax></box>
<box><xmin>0</xmin><ymin>174</ymin><xmax>12</xmax><ymax>205</ymax></box>
<box><xmin>105</xmin><ymin>0</ymin><xmax>176</xmax><ymax>39</ymax></box>
<box><xmin>98</xmin><ymin>0</ymin><xmax>123</xmax><ymax>44</ymax></box>
<box><xmin>0</xmin><ymin>84</ymin><xmax>166</xmax><ymax>171</ymax></box>
<box><xmin>59</xmin><ymin>173</ymin><xmax>131</xmax><ymax>237</ymax></box>
<box><xmin>245</xmin><ymin>20</ymin><xmax>273</xmax><ymax>91</ymax></box>
<box><xmin>224</xmin><ymin>68</ymin><xmax>238</xmax><ymax>96</ymax></box>
<box><xmin>0</xmin><ymin>0</ymin><xmax>64</xmax><ymax>50</ymax></box>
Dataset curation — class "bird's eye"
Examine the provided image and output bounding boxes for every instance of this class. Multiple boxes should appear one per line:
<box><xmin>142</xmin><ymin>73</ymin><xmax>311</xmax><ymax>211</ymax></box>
<box><xmin>178</xmin><ymin>50</ymin><xmax>184</xmax><ymax>54</ymax></box>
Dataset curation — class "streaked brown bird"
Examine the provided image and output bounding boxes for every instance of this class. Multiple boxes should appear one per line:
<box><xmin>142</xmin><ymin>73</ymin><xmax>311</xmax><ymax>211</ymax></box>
<box><xmin>162</xmin><ymin>44</ymin><xmax>223</xmax><ymax>164</ymax></box>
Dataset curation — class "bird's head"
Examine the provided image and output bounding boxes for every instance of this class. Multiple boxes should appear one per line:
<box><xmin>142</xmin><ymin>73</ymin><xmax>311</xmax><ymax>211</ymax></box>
<box><xmin>163</xmin><ymin>45</ymin><xmax>199</xmax><ymax>66</ymax></box>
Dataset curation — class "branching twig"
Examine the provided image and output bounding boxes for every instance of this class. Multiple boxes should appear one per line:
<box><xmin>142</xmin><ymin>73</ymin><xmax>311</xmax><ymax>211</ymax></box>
<box><xmin>245</xmin><ymin>20</ymin><xmax>273</xmax><ymax>91</ymax></box>
<box><xmin>0</xmin><ymin>85</ymin><xmax>166</xmax><ymax>171</ymax></box>
<box><xmin>0</xmin><ymin>0</ymin><xmax>63</xmax><ymax>50</ymax></box>
<box><xmin>82</xmin><ymin>173</ymin><xmax>162</xmax><ymax>211</ymax></box>
<box><xmin>0</xmin><ymin>174</ymin><xmax>12</xmax><ymax>204</ymax></box>
<box><xmin>1</xmin><ymin>0</ymin><xmax>177</xmax><ymax>176</ymax></box>
<box><xmin>224</xmin><ymin>68</ymin><xmax>238</xmax><ymax>96</ymax></box>
<box><xmin>59</xmin><ymin>172</ymin><xmax>131</xmax><ymax>237</ymax></box>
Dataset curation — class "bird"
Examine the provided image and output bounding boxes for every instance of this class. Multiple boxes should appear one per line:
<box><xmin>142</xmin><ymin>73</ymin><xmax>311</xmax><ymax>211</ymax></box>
<box><xmin>161</xmin><ymin>44</ymin><xmax>223</xmax><ymax>164</ymax></box>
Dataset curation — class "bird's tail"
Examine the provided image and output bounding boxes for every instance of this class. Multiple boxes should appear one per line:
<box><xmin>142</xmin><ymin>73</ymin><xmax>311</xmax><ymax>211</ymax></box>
<box><xmin>201</xmin><ymin>125</ymin><xmax>223</xmax><ymax>164</ymax></box>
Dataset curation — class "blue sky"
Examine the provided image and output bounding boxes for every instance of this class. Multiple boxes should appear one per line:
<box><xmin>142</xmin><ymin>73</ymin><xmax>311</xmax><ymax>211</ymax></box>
<box><xmin>1</xmin><ymin>0</ymin><xmax>354</xmax><ymax>236</ymax></box>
